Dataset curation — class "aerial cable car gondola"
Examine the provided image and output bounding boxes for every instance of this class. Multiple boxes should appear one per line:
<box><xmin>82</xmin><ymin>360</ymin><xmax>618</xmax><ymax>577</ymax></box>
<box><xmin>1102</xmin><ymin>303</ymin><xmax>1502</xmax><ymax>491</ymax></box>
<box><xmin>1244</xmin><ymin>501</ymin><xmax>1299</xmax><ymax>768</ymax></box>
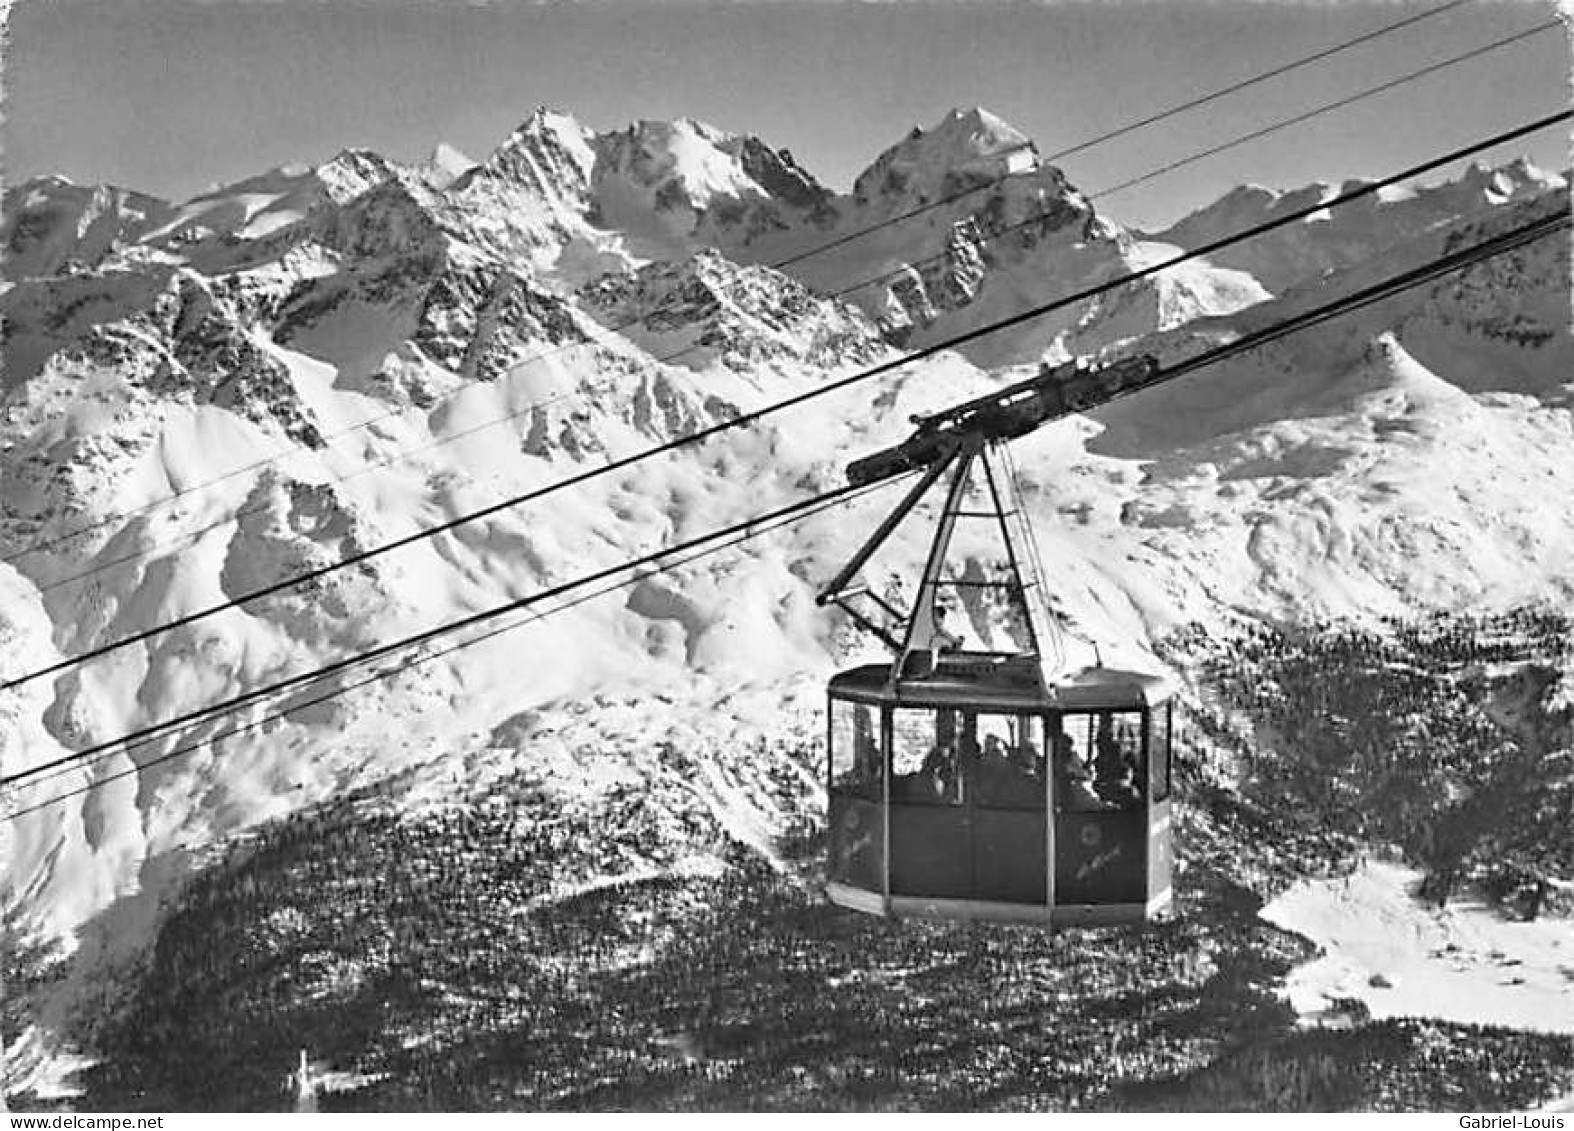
<box><xmin>818</xmin><ymin>354</ymin><xmax>1176</xmax><ymax>925</ymax></box>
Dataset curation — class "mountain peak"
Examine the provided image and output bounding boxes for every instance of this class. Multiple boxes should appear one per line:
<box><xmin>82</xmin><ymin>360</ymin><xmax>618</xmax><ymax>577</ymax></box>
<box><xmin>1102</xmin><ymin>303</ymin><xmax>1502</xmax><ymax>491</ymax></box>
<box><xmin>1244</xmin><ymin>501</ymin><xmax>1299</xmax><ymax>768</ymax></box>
<box><xmin>460</xmin><ymin>105</ymin><xmax>597</xmax><ymax>201</ymax></box>
<box><xmin>852</xmin><ymin>106</ymin><xmax>1040</xmax><ymax>210</ymax></box>
<box><xmin>902</xmin><ymin>106</ymin><xmax>1033</xmax><ymax>165</ymax></box>
<box><xmin>1454</xmin><ymin>156</ymin><xmax>1565</xmax><ymax>202</ymax></box>
<box><xmin>314</xmin><ymin>148</ymin><xmax>406</xmax><ymax>204</ymax></box>
<box><xmin>942</xmin><ymin>105</ymin><xmax>1029</xmax><ymax>146</ymax></box>
<box><xmin>426</xmin><ymin>143</ymin><xmax>477</xmax><ymax>185</ymax></box>
<box><xmin>494</xmin><ymin>106</ymin><xmax>596</xmax><ymax>161</ymax></box>
<box><xmin>520</xmin><ymin>105</ymin><xmax>592</xmax><ymax>143</ymax></box>
<box><xmin>626</xmin><ymin>116</ymin><xmax>730</xmax><ymax>146</ymax></box>
<box><xmin>594</xmin><ymin>116</ymin><xmax>762</xmax><ymax>213</ymax></box>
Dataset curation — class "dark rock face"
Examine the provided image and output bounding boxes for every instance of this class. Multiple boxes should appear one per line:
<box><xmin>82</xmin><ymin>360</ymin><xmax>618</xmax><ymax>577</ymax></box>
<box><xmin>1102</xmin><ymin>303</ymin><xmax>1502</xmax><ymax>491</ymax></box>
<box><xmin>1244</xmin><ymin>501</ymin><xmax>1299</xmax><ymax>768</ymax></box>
<box><xmin>2</xmin><ymin>178</ymin><xmax>176</xmax><ymax>280</ymax></box>
<box><xmin>577</xmin><ymin>249</ymin><xmax>888</xmax><ymax>374</ymax></box>
<box><xmin>733</xmin><ymin>136</ymin><xmax>834</xmax><ymax>215</ymax></box>
<box><xmin>320</xmin><ymin>181</ymin><xmax>451</xmax><ymax>264</ymax></box>
<box><xmin>154</xmin><ymin>276</ymin><xmax>327</xmax><ymax>448</ymax></box>
<box><xmin>420</xmin><ymin>266</ymin><xmax>589</xmax><ymax>382</ymax></box>
<box><xmin>457</xmin><ymin>111</ymin><xmax>587</xmax><ymax>200</ymax></box>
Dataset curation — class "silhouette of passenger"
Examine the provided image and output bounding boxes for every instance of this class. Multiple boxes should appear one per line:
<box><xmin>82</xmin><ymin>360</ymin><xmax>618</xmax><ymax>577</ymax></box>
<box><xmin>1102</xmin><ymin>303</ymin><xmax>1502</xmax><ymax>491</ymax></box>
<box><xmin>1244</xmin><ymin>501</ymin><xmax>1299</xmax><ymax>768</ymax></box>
<box><xmin>1101</xmin><ymin>764</ymin><xmax>1142</xmax><ymax>809</ymax></box>
<box><xmin>1053</xmin><ymin>720</ymin><xmax>1106</xmax><ymax>812</ymax></box>
<box><xmin>981</xmin><ymin>733</ymin><xmax>1011</xmax><ymax>767</ymax></box>
<box><xmin>916</xmin><ymin>739</ymin><xmax>959</xmax><ymax>803</ymax></box>
<box><xmin>976</xmin><ymin>732</ymin><xmax>1026</xmax><ymax>806</ymax></box>
<box><xmin>1094</xmin><ymin>713</ymin><xmax>1124</xmax><ymax>784</ymax></box>
<box><xmin>1016</xmin><ymin>736</ymin><xmax>1043</xmax><ymax>773</ymax></box>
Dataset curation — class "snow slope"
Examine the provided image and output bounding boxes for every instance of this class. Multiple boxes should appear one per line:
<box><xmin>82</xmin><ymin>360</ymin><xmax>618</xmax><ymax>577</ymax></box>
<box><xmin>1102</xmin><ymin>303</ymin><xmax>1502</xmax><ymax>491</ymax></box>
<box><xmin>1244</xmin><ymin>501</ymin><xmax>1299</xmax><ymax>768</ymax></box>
<box><xmin>1263</xmin><ymin>860</ymin><xmax>1574</xmax><ymax>1035</ymax></box>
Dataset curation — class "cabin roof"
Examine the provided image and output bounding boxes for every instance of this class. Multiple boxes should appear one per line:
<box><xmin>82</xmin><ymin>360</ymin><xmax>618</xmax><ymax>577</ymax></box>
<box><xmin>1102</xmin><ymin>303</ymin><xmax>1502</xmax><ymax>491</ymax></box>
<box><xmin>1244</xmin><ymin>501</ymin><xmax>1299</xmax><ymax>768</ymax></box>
<box><xmin>828</xmin><ymin>655</ymin><xmax>1176</xmax><ymax>710</ymax></box>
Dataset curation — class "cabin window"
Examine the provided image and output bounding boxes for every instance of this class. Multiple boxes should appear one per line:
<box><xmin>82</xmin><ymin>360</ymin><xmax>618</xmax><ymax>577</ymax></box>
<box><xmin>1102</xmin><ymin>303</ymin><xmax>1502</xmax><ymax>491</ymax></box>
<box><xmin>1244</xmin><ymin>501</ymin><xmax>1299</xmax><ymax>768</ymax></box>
<box><xmin>829</xmin><ymin>699</ymin><xmax>882</xmax><ymax>800</ymax></box>
<box><xmin>890</xmin><ymin>707</ymin><xmax>962</xmax><ymax>805</ymax></box>
<box><xmin>972</xmin><ymin>713</ymin><xmax>1045</xmax><ymax>809</ymax></box>
<box><xmin>1051</xmin><ymin>710</ymin><xmax>1147</xmax><ymax>811</ymax></box>
<box><xmin>1049</xmin><ymin>712</ymin><xmax>1099</xmax><ymax>812</ymax></box>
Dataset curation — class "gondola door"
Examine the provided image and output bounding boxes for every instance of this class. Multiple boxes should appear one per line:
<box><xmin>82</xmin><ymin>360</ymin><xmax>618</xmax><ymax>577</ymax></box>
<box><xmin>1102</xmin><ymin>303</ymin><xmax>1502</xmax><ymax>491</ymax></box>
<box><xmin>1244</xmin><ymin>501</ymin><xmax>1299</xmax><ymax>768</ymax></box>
<box><xmin>969</xmin><ymin>712</ymin><xmax>1048</xmax><ymax>903</ymax></box>
<box><xmin>887</xmin><ymin>708</ymin><xmax>1048</xmax><ymax>905</ymax></box>
<box><xmin>887</xmin><ymin>706</ymin><xmax>971</xmax><ymax>898</ymax></box>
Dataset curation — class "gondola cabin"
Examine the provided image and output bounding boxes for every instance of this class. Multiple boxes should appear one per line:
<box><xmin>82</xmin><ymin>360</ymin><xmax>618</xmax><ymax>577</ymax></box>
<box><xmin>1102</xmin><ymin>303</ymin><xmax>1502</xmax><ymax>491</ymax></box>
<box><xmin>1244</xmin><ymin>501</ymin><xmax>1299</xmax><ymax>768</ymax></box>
<box><xmin>817</xmin><ymin>373</ymin><xmax>1177</xmax><ymax>927</ymax></box>
<box><xmin>824</xmin><ymin>656</ymin><xmax>1174</xmax><ymax>925</ymax></box>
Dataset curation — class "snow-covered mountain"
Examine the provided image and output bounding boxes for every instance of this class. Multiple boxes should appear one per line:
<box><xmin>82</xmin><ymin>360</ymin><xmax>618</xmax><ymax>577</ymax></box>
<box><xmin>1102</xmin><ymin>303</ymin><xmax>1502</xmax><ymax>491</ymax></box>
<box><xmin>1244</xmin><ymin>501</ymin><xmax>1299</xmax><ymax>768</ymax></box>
<box><xmin>1149</xmin><ymin>157</ymin><xmax>1569</xmax><ymax>295</ymax></box>
<box><xmin>2</xmin><ymin>105</ymin><xmax>1570</xmax><ymax>1100</ymax></box>
<box><xmin>1</xmin><ymin>179</ymin><xmax>176</xmax><ymax>282</ymax></box>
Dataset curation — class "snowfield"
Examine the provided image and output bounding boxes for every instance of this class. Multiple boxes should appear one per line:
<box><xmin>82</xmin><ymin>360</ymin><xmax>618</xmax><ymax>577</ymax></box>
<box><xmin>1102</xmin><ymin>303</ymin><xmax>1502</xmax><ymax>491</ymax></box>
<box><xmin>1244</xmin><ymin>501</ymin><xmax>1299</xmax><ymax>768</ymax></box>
<box><xmin>1264</xmin><ymin>860</ymin><xmax>1574</xmax><ymax>1036</ymax></box>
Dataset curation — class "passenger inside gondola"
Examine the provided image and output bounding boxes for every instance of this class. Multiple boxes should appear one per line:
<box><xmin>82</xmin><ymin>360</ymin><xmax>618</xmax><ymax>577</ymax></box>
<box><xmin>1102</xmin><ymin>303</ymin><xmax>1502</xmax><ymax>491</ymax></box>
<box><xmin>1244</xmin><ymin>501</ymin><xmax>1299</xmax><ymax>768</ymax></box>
<box><xmin>1013</xmin><ymin>735</ymin><xmax>1045</xmax><ymax>783</ymax></box>
<box><xmin>1093</xmin><ymin>712</ymin><xmax>1145</xmax><ymax>809</ymax></box>
<box><xmin>1101</xmin><ymin>764</ymin><xmax>1142</xmax><ymax>808</ymax></box>
<box><xmin>975</xmin><ymin>728</ymin><xmax>1023</xmax><ymax>807</ymax></box>
<box><xmin>982</xmin><ymin>718</ymin><xmax>1047</xmax><ymax>808</ymax></box>
<box><xmin>1051</xmin><ymin>718</ymin><xmax>1107</xmax><ymax>811</ymax></box>
<box><xmin>895</xmin><ymin>737</ymin><xmax>959</xmax><ymax>803</ymax></box>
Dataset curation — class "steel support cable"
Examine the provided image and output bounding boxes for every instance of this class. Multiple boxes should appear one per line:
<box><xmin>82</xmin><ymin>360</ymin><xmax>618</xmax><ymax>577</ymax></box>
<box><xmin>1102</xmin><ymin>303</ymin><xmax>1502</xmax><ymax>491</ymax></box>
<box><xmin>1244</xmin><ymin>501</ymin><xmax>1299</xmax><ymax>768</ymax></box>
<box><xmin>831</xmin><ymin>210</ymin><xmax>1571</xmax><ymax>490</ymax></box>
<box><xmin>765</xmin><ymin>0</ymin><xmax>1478</xmax><ymax>270</ymax></box>
<box><xmin>5</xmin><ymin>210</ymin><xmax>1560</xmax><ymax>803</ymax></box>
<box><xmin>18</xmin><ymin>25</ymin><xmax>1560</xmax><ymax>604</ymax></box>
<box><xmin>1106</xmin><ymin>208</ymin><xmax>1572</xmax><ymax>409</ymax></box>
<box><xmin>0</xmin><ymin>0</ymin><xmax>1480</xmax><ymax>570</ymax></box>
<box><xmin>822</xmin><ymin>22</ymin><xmax>1561</xmax><ymax>306</ymax></box>
<box><xmin>3</xmin><ymin>107</ymin><xmax>1569</xmax><ymax>695</ymax></box>
<box><xmin>1</xmin><ymin>477</ymin><xmax>895</xmax><ymax>793</ymax></box>
<box><xmin>4</xmin><ymin>476</ymin><xmax>898</xmax><ymax>808</ymax></box>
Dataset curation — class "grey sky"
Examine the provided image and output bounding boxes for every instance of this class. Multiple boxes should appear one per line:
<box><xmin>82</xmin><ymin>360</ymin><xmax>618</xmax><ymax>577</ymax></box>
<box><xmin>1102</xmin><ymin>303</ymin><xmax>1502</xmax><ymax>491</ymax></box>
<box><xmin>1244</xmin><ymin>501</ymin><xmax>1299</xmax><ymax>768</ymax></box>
<box><xmin>5</xmin><ymin>0</ymin><xmax>1568</xmax><ymax>229</ymax></box>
